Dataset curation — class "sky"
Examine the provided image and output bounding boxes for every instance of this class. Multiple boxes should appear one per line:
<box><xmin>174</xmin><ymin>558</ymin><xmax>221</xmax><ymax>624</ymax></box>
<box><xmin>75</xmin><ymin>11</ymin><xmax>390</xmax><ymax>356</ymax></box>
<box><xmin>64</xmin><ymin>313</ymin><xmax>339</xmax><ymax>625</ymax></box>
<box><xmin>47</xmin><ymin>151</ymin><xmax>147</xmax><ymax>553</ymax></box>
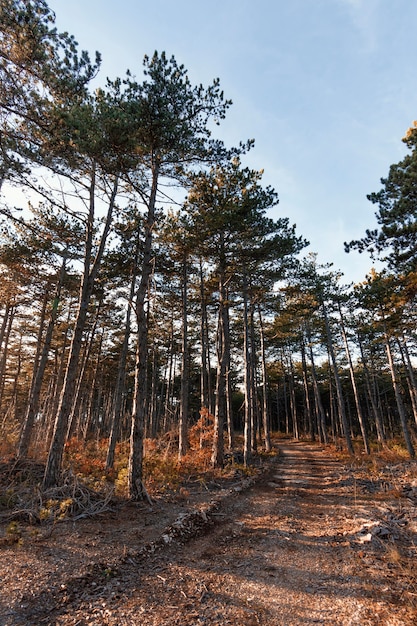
<box><xmin>44</xmin><ymin>0</ymin><xmax>417</xmax><ymax>283</ymax></box>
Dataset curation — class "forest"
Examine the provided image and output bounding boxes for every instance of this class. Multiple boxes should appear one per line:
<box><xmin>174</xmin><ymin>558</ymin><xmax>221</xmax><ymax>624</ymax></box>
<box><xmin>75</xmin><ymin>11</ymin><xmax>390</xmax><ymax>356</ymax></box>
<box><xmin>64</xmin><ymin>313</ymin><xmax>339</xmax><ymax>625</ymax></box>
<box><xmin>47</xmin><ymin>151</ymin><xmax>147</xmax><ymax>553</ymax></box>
<box><xmin>1</xmin><ymin>0</ymin><xmax>417</xmax><ymax>505</ymax></box>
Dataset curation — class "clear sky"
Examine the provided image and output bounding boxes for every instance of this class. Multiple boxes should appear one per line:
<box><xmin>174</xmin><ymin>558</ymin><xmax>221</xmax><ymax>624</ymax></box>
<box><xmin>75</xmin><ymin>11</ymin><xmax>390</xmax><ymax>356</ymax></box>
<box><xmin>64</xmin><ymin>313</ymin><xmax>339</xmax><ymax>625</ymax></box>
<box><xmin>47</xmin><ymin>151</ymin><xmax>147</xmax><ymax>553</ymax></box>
<box><xmin>46</xmin><ymin>0</ymin><xmax>417</xmax><ymax>283</ymax></box>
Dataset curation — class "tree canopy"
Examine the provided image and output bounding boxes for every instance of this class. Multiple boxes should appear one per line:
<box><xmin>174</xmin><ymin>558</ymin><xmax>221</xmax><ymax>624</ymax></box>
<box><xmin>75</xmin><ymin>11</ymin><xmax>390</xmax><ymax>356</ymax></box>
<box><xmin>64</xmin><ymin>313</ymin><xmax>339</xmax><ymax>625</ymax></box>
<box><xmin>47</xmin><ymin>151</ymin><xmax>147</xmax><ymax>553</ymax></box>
<box><xmin>345</xmin><ymin>122</ymin><xmax>417</xmax><ymax>275</ymax></box>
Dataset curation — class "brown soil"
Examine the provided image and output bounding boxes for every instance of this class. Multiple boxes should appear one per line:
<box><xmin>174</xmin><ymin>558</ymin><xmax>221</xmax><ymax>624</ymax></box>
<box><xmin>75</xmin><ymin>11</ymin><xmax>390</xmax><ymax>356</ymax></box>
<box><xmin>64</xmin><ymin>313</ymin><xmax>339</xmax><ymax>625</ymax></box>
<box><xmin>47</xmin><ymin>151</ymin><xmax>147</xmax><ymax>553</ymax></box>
<box><xmin>1</xmin><ymin>440</ymin><xmax>416</xmax><ymax>625</ymax></box>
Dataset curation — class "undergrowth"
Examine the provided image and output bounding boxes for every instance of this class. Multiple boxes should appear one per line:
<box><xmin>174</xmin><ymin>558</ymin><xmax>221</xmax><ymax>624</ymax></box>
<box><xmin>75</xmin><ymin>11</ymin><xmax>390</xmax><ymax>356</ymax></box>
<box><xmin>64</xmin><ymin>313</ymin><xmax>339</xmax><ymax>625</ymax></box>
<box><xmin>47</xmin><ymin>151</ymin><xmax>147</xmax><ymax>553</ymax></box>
<box><xmin>2</xmin><ymin>422</ymin><xmax>414</xmax><ymax>533</ymax></box>
<box><xmin>0</xmin><ymin>409</ymin><xmax>268</xmax><ymax>534</ymax></box>
<box><xmin>62</xmin><ymin>409</ymin><xmax>255</xmax><ymax>498</ymax></box>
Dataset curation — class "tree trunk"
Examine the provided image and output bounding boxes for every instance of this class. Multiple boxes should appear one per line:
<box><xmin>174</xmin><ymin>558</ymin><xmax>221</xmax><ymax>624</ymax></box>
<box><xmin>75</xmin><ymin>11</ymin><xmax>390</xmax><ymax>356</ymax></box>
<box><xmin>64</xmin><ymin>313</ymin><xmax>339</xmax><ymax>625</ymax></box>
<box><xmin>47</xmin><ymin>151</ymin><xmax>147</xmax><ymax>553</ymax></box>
<box><xmin>0</xmin><ymin>303</ymin><xmax>15</xmax><ymax>409</ymax></box>
<box><xmin>288</xmin><ymin>355</ymin><xmax>299</xmax><ymax>440</ymax></box>
<box><xmin>338</xmin><ymin>304</ymin><xmax>370</xmax><ymax>454</ymax></box>
<box><xmin>43</xmin><ymin>304</ymin><xmax>73</xmax><ymax>451</ymax></box>
<box><xmin>211</xmin><ymin>236</ymin><xmax>228</xmax><ymax>469</ymax></box>
<box><xmin>306</xmin><ymin>326</ymin><xmax>327</xmax><ymax>444</ymax></box>
<box><xmin>301</xmin><ymin>339</ymin><xmax>314</xmax><ymax>440</ymax></box>
<box><xmin>0</xmin><ymin>300</ymin><xmax>12</xmax><ymax>352</ymax></box>
<box><xmin>322</xmin><ymin>303</ymin><xmax>354</xmax><ymax>455</ymax></box>
<box><xmin>178</xmin><ymin>254</ymin><xmax>189</xmax><ymax>459</ymax></box>
<box><xmin>18</xmin><ymin>260</ymin><xmax>66</xmax><ymax>458</ymax></box>
<box><xmin>199</xmin><ymin>258</ymin><xmax>211</xmax><ymax>412</ymax></box>
<box><xmin>106</xmin><ymin>269</ymin><xmax>135</xmax><ymax>469</ymax></box>
<box><xmin>384</xmin><ymin>330</ymin><xmax>415</xmax><ymax>458</ymax></box>
<box><xmin>11</xmin><ymin>333</ymin><xmax>23</xmax><ymax>420</ymax></box>
<box><xmin>128</xmin><ymin>163</ymin><xmax>159</xmax><ymax>500</ymax></box>
<box><xmin>43</xmin><ymin>171</ymin><xmax>118</xmax><ymax>488</ymax></box>
<box><xmin>398</xmin><ymin>336</ymin><xmax>417</xmax><ymax>428</ymax></box>
<box><xmin>80</xmin><ymin>330</ymin><xmax>103</xmax><ymax>440</ymax></box>
<box><xmin>66</xmin><ymin>303</ymin><xmax>101</xmax><ymax>440</ymax></box>
<box><xmin>163</xmin><ymin>322</ymin><xmax>175</xmax><ymax>433</ymax></box>
<box><xmin>225</xmin><ymin>301</ymin><xmax>234</xmax><ymax>450</ymax></box>
<box><xmin>249</xmin><ymin>302</ymin><xmax>258</xmax><ymax>453</ymax></box>
<box><xmin>357</xmin><ymin>335</ymin><xmax>385</xmax><ymax>443</ymax></box>
<box><xmin>148</xmin><ymin>337</ymin><xmax>160</xmax><ymax>439</ymax></box>
<box><xmin>258</xmin><ymin>304</ymin><xmax>271</xmax><ymax>452</ymax></box>
<box><xmin>242</xmin><ymin>270</ymin><xmax>252</xmax><ymax>466</ymax></box>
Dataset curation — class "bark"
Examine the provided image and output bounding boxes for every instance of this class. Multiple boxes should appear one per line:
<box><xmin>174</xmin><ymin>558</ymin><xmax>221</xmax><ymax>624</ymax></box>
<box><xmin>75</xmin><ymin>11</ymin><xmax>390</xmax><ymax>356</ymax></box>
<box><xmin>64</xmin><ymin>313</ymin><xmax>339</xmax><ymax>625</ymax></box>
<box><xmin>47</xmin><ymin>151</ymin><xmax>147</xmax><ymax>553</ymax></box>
<box><xmin>128</xmin><ymin>163</ymin><xmax>159</xmax><ymax>500</ymax></box>
<box><xmin>80</xmin><ymin>330</ymin><xmax>103</xmax><ymax>440</ymax></box>
<box><xmin>11</xmin><ymin>333</ymin><xmax>23</xmax><ymax>420</ymax></box>
<box><xmin>0</xmin><ymin>300</ymin><xmax>12</xmax><ymax>353</ymax></box>
<box><xmin>199</xmin><ymin>258</ymin><xmax>210</xmax><ymax>412</ymax></box>
<box><xmin>0</xmin><ymin>304</ymin><xmax>15</xmax><ymax>408</ymax></box>
<box><xmin>288</xmin><ymin>355</ymin><xmax>299</xmax><ymax>440</ymax></box>
<box><xmin>249</xmin><ymin>303</ymin><xmax>258</xmax><ymax>453</ymax></box>
<box><xmin>384</xmin><ymin>330</ymin><xmax>415</xmax><ymax>458</ymax></box>
<box><xmin>178</xmin><ymin>255</ymin><xmax>189</xmax><ymax>459</ymax></box>
<box><xmin>66</xmin><ymin>304</ymin><xmax>101</xmax><ymax>440</ymax></box>
<box><xmin>225</xmin><ymin>301</ymin><xmax>234</xmax><ymax>450</ymax></box>
<box><xmin>163</xmin><ymin>322</ymin><xmax>175</xmax><ymax>433</ymax></box>
<box><xmin>242</xmin><ymin>270</ymin><xmax>252</xmax><ymax>466</ymax></box>
<box><xmin>18</xmin><ymin>260</ymin><xmax>66</xmax><ymax>458</ymax></box>
<box><xmin>258</xmin><ymin>304</ymin><xmax>271</xmax><ymax>452</ymax></box>
<box><xmin>306</xmin><ymin>327</ymin><xmax>327</xmax><ymax>444</ymax></box>
<box><xmin>338</xmin><ymin>304</ymin><xmax>370</xmax><ymax>454</ymax></box>
<box><xmin>357</xmin><ymin>335</ymin><xmax>385</xmax><ymax>443</ymax></box>
<box><xmin>43</xmin><ymin>303</ymin><xmax>73</xmax><ymax>450</ymax></box>
<box><xmin>148</xmin><ymin>338</ymin><xmax>159</xmax><ymax>439</ymax></box>
<box><xmin>28</xmin><ymin>287</ymin><xmax>50</xmax><ymax>400</ymax></box>
<box><xmin>211</xmin><ymin>236</ymin><xmax>228</xmax><ymax>469</ymax></box>
<box><xmin>327</xmin><ymin>362</ymin><xmax>338</xmax><ymax>445</ymax></box>
<box><xmin>322</xmin><ymin>304</ymin><xmax>354</xmax><ymax>455</ymax></box>
<box><xmin>106</xmin><ymin>271</ymin><xmax>135</xmax><ymax>469</ymax></box>
<box><xmin>43</xmin><ymin>171</ymin><xmax>119</xmax><ymax>488</ymax></box>
<box><xmin>301</xmin><ymin>340</ymin><xmax>314</xmax><ymax>440</ymax></box>
<box><xmin>398</xmin><ymin>336</ymin><xmax>417</xmax><ymax>428</ymax></box>
<box><xmin>128</xmin><ymin>324</ymin><xmax>146</xmax><ymax>499</ymax></box>
<box><xmin>282</xmin><ymin>365</ymin><xmax>290</xmax><ymax>435</ymax></box>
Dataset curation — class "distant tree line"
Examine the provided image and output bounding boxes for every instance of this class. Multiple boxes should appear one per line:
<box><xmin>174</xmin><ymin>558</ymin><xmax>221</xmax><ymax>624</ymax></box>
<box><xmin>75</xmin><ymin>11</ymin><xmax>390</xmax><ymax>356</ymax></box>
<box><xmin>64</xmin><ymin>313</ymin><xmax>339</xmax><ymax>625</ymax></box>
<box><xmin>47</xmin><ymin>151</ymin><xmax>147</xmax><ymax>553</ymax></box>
<box><xmin>0</xmin><ymin>1</ymin><xmax>416</xmax><ymax>498</ymax></box>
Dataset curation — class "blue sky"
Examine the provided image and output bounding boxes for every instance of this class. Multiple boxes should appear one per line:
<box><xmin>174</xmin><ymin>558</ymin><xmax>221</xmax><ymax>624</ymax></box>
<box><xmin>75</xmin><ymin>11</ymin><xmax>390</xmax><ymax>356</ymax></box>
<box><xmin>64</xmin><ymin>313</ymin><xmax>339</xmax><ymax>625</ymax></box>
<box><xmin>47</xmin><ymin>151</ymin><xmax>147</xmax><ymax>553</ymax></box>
<box><xmin>47</xmin><ymin>0</ymin><xmax>417</xmax><ymax>283</ymax></box>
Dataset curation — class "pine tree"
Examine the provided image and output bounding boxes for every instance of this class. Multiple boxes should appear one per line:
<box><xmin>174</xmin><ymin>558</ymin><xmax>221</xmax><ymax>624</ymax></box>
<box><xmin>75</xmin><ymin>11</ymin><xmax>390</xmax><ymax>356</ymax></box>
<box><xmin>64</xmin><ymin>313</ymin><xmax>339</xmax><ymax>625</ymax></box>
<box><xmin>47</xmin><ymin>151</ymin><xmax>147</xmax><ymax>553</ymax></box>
<box><xmin>345</xmin><ymin>122</ymin><xmax>417</xmax><ymax>275</ymax></box>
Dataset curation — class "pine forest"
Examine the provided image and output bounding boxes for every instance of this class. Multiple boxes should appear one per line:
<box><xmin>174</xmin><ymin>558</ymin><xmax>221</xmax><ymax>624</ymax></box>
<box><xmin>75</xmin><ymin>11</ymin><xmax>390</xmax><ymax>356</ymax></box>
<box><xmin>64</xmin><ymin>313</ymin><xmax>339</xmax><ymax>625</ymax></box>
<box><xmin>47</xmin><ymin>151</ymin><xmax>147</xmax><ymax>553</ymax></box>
<box><xmin>2</xmin><ymin>3</ymin><xmax>417</xmax><ymax>623</ymax></box>
<box><xmin>1</xmin><ymin>1</ymin><xmax>417</xmax><ymax>508</ymax></box>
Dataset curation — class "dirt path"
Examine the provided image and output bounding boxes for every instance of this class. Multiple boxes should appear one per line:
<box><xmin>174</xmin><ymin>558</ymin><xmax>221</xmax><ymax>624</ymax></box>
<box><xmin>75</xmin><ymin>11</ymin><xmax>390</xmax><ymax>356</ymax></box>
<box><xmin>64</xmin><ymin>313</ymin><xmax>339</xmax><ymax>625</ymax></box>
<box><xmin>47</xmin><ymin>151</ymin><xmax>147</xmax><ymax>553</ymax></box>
<box><xmin>2</xmin><ymin>440</ymin><xmax>416</xmax><ymax>625</ymax></box>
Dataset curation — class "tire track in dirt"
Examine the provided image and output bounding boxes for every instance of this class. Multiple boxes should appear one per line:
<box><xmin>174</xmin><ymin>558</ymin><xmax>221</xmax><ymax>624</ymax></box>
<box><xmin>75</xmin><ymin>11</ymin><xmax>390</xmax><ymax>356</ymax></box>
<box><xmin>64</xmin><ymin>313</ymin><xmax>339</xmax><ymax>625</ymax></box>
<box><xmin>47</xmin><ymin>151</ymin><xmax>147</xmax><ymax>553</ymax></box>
<box><xmin>4</xmin><ymin>440</ymin><xmax>417</xmax><ymax>625</ymax></box>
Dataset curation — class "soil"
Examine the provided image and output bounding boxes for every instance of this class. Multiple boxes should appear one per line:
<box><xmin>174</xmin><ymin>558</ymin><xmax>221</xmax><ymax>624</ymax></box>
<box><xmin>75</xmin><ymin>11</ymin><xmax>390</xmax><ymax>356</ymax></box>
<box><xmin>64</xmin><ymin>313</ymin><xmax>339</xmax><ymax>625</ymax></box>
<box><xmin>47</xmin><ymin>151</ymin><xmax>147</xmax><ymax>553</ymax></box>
<box><xmin>1</xmin><ymin>439</ymin><xmax>416</xmax><ymax>625</ymax></box>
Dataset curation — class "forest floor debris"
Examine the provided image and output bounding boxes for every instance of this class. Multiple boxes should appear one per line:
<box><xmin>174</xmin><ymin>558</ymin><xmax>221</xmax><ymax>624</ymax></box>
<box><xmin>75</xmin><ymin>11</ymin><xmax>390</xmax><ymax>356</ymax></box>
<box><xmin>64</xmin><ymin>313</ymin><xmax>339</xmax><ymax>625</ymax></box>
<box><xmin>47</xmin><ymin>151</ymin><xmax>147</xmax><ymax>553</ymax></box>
<box><xmin>0</xmin><ymin>438</ymin><xmax>416</xmax><ymax>625</ymax></box>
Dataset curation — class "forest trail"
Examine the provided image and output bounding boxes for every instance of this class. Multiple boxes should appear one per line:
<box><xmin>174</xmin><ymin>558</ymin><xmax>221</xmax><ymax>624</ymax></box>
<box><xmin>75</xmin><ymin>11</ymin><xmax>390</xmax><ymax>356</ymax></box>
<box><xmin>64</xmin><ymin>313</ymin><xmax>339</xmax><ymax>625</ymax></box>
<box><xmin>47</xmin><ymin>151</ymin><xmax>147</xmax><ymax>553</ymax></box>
<box><xmin>1</xmin><ymin>440</ymin><xmax>416</xmax><ymax>625</ymax></box>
